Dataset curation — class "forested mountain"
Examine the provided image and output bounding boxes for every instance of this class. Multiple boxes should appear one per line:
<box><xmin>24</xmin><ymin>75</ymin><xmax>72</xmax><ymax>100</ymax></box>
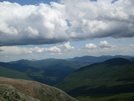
<box><xmin>0</xmin><ymin>55</ymin><xmax>133</xmax><ymax>87</ymax></box>
<box><xmin>0</xmin><ymin>66</ymin><xmax>31</xmax><ymax>80</ymax></box>
<box><xmin>0</xmin><ymin>58</ymin><xmax>86</xmax><ymax>86</ymax></box>
<box><xmin>56</xmin><ymin>58</ymin><xmax>134</xmax><ymax>101</ymax></box>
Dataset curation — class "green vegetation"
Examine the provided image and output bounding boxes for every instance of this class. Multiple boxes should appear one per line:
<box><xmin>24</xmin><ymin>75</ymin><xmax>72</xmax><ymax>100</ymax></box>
<box><xmin>1</xmin><ymin>56</ymin><xmax>134</xmax><ymax>101</ymax></box>
<box><xmin>76</xmin><ymin>93</ymin><xmax>134</xmax><ymax>101</ymax></box>
<box><xmin>0</xmin><ymin>61</ymin><xmax>79</xmax><ymax>85</ymax></box>
<box><xmin>56</xmin><ymin>58</ymin><xmax>134</xmax><ymax>101</ymax></box>
<box><xmin>0</xmin><ymin>66</ymin><xmax>31</xmax><ymax>80</ymax></box>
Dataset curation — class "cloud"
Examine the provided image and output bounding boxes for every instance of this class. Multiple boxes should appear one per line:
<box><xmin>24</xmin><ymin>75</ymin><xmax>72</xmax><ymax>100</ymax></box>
<box><xmin>0</xmin><ymin>46</ymin><xmax>32</xmax><ymax>55</ymax></box>
<box><xmin>44</xmin><ymin>46</ymin><xmax>61</xmax><ymax>52</ymax></box>
<box><xmin>59</xmin><ymin>42</ymin><xmax>74</xmax><ymax>51</ymax></box>
<box><xmin>0</xmin><ymin>1</ymin><xmax>68</xmax><ymax>46</ymax></box>
<box><xmin>32</xmin><ymin>46</ymin><xmax>61</xmax><ymax>53</ymax></box>
<box><xmin>65</xmin><ymin>0</ymin><xmax>134</xmax><ymax>40</ymax></box>
<box><xmin>99</xmin><ymin>41</ymin><xmax>116</xmax><ymax>49</ymax></box>
<box><xmin>84</xmin><ymin>41</ymin><xmax>116</xmax><ymax>50</ymax></box>
<box><xmin>130</xmin><ymin>44</ymin><xmax>134</xmax><ymax>47</ymax></box>
<box><xmin>0</xmin><ymin>46</ymin><xmax>61</xmax><ymax>55</ymax></box>
<box><xmin>85</xmin><ymin>43</ymin><xmax>97</xmax><ymax>49</ymax></box>
<box><xmin>0</xmin><ymin>0</ymin><xmax>134</xmax><ymax>46</ymax></box>
<box><xmin>33</xmin><ymin>42</ymin><xmax>75</xmax><ymax>52</ymax></box>
<box><xmin>49</xmin><ymin>53</ymin><xmax>62</xmax><ymax>56</ymax></box>
<box><xmin>0</xmin><ymin>49</ymin><xmax>4</xmax><ymax>52</ymax></box>
<box><xmin>0</xmin><ymin>42</ymin><xmax>74</xmax><ymax>55</ymax></box>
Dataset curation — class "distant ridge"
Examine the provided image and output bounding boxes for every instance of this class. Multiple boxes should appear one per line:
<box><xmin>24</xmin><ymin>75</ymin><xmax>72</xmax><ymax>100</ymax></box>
<box><xmin>103</xmin><ymin>58</ymin><xmax>132</xmax><ymax>65</ymax></box>
<box><xmin>56</xmin><ymin>58</ymin><xmax>134</xmax><ymax>100</ymax></box>
<box><xmin>75</xmin><ymin>58</ymin><xmax>132</xmax><ymax>72</ymax></box>
<box><xmin>68</xmin><ymin>55</ymin><xmax>133</xmax><ymax>64</ymax></box>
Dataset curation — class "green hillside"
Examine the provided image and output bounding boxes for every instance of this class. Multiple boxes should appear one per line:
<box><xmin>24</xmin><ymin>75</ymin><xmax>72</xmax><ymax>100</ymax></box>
<box><xmin>0</xmin><ymin>66</ymin><xmax>31</xmax><ymax>80</ymax></box>
<box><xmin>56</xmin><ymin>58</ymin><xmax>134</xmax><ymax>101</ymax></box>
<box><xmin>6</xmin><ymin>59</ymin><xmax>86</xmax><ymax>85</ymax></box>
<box><xmin>0</xmin><ymin>60</ymin><xmax>81</xmax><ymax>86</ymax></box>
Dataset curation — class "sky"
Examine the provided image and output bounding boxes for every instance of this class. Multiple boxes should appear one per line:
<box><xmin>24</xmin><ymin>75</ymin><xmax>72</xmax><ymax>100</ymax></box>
<box><xmin>0</xmin><ymin>0</ymin><xmax>134</xmax><ymax>62</ymax></box>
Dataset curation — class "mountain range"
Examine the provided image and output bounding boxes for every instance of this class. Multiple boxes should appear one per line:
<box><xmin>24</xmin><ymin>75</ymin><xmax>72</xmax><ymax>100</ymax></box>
<box><xmin>0</xmin><ymin>62</ymin><xmax>76</xmax><ymax>85</ymax></box>
<box><xmin>56</xmin><ymin>58</ymin><xmax>134</xmax><ymax>101</ymax></box>
<box><xmin>0</xmin><ymin>55</ymin><xmax>133</xmax><ymax>86</ymax></box>
<box><xmin>1</xmin><ymin>55</ymin><xmax>134</xmax><ymax>101</ymax></box>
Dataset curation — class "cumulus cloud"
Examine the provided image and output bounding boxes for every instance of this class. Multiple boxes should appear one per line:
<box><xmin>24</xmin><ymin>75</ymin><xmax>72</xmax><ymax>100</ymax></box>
<box><xmin>0</xmin><ymin>1</ymin><xmax>68</xmax><ymax>46</ymax></box>
<box><xmin>130</xmin><ymin>44</ymin><xmax>134</xmax><ymax>47</ymax></box>
<box><xmin>0</xmin><ymin>46</ymin><xmax>32</xmax><ymax>55</ymax></box>
<box><xmin>0</xmin><ymin>46</ymin><xmax>60</xmax><ymax>55</ymax></box>
<box><xmin>49</xmin><ymin>53</ymin><xmax>63</xmax><ymax>56</ymax></box>
<box><xmin>33</xmin><ymin>46</ymin><xmax>62</xmax><ymax>53</ymax></box>
<box><xmin>59</xmin><ymin>42</ymin><xmax>74</xmax><ymax>51</ymax></box>
<box><xmin>65</xmin><ymin>0</ymin><xmax>134</xmax><ymax>40</ymax></box>
<box><xmin>44</xmin><ymin>46</ymin><xmax>61</xmax><ymax>52</ymax></box>
<box><xmin>0</xmin><ymin>42</ymin><xmax>74</xmax><ymax>55</ymax></box>
<box><xmin>99</xmin><ymin>41</ymin><xmax>116</xmax><ymax>49</ymax></box>
<box><xmin>85</xmin><ymin>43</ymin><xmax>97</xmax><ymax>49</ymax></box>
<box><xmin>85</xmin><ymin>41</ymin><xmax>116</xmax><ymax>50</ymax></box>
<box><xmin>0</xmin><ymin>0</ymin><xmax>134</xmax><ymax>46</ymax></box>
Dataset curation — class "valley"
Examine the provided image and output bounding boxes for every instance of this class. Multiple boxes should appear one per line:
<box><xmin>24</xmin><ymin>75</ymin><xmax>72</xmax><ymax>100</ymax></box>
<box><xmin>0</xmin><ymin>55</ymin><xmax>134</xmax><ymax>101</ymax></box>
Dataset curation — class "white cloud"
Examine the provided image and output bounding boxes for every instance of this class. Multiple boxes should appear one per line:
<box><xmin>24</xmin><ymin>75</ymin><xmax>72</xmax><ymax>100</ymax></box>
<box><xmin>130</xmin><ymin>44</ymin><xmax>134</xmax><ymax>47</ymax></box>
<box><xmin>0</xmin><ymin>0</ymin><xmax>134</xmax><ymax>46</ymax></box>
<box><xmin>44</xmin><ymin>46</ymin><xmax>61</xmax><ymax>52</ymax></box>
<box><xmin>59</xmin><ymin>42</ymin><xmax>74</xmax><ymax>51</ymax></box>
<box><xmin>33</xmin><ymin>42</ymin><xmax>75</xmax><ymax>53</ymax></box>
<box><xmin>30</xmin><ymin>46</ymin><xmax>61</xmax><ymax>53</ymax></box>
<box><xmin>63</xmin><ymin>0</ymin><xmax>134</xmax><ymax>40</ymax></box>
<box><xmin>0</xmin><ymin>42</ymin><xmax>74</xmax><ymax>55</ymax></box>
<box><xmin>85</xmin><ymin>43</ymin><xmax>97</xmax><ymax>49</ymax></box>
<box><xmin>33</xmin><ymin>47</ymin><xmax>44</xmax><ymax>53</ymax></box>
<box><xmin>0</xmin><ymin>46</ymin><xmax>61</xmax><ymax>55</ymax></box>
<box><xmin>0</xmin><ymin>1</ymin><xmax>68</xmax><ymax>46</ymax></box>
<box><xmin>99</xmin><ymin>41</ymin><xmax>116</xmax><ymax>49</ymax></box>
<box><xmin>49</xmin><ymin>52</ymin><xmax>62</xmax><ymax>56</ymax></box>
<box><xmin>84</xmin><ymin>41</ymin><xmax>117</xmax><ymax>54</ymax></box>
<box><xmin>25</xmin><ymin>26</ymin><xmax>39</xmax><ymax>36</ymax></box>
<box><xmin>0</xmin><ymin>46</ymin><xmax>32</xmax><ymax>55</ymax></box>
<box><xmin>84</xmin><ymin>41</ymin><xmax>116</xmax><ymax>50</ymax></box>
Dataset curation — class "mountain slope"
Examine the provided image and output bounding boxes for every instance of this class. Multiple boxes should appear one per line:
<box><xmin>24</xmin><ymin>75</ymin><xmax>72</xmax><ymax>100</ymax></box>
<box><xmin>0</xmin><ymin>77</ymin><xmax>78</xmax><ymax>101</ymax></box>
<box><xmin>0</xmin><ymin>62</ymin><xmax>76</xmax><ymax>85</ymax></box>
<box><xmin>6</xmin><ymin>59</ymin><xmax>86</xmax><ymax>85</ymax></box>
<box><xmin>56</xmin><ymin>58</ymin><xmax>134</xmax><ymax>99</ymax></box>
<box><xmin>0</xmin><ymin>66</ymin><xmax>31</xmax><ymax>80</ymax></box>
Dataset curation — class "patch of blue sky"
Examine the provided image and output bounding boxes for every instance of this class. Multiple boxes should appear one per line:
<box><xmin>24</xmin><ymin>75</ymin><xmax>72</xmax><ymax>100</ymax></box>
<box><xmin>90</xmin><ymin>0</ymin><xmax>97</xmax><ymax>2</ymax></box>
<box><xmin>66</xmin><ymin>19</ymin><xmax>72</xmax><ymax>27</ymax></box>
<box><xmin>0</xmin><ymin>0</ymin><xmax>59</xmax><ymax>5</ymax></box>
<box><xmin>111</xmin><ymin>0</ymin><xmax>118</xmax><ymax>4</ymax></box>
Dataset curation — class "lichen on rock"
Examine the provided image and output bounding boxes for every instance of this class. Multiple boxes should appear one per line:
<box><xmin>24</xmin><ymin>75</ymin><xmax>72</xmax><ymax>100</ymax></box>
<box><xmin>0</xmin><ymin>77</ymin><xmax>78</xmax><ymax>101</ymax></box>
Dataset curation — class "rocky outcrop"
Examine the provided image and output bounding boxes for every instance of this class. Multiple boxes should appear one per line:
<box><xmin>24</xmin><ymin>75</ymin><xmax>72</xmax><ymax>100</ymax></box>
<box><xmin>0</xmin><ymin>77</ymin><xmax>78</xmax><ymax>101</ymax></box>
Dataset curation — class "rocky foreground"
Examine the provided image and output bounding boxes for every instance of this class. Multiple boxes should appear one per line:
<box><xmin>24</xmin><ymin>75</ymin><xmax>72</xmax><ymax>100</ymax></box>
<box><xmin>0</xmin><ymin>77</ymin><xmax>78</xmax><ymax>101</ymax></box>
